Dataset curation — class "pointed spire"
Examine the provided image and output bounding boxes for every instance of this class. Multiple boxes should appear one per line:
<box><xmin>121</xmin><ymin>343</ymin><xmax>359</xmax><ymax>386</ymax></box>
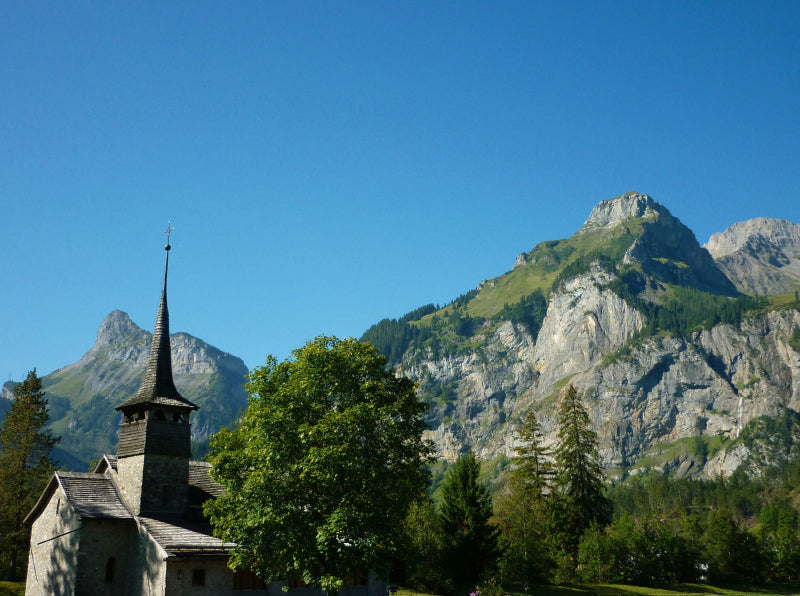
<box><xmin>116</xmin><ymin>226</ymin><xmax>197</xmax><ymax>411</ymax></box>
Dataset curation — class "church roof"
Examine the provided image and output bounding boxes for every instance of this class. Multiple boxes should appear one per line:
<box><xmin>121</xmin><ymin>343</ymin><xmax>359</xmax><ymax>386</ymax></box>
<box><xmin>138</xmin><ymin>516</ymin><xmax>235</xmax><ymax>557</ymax></box>
<box><xmin>189</xmin><ymin>461</ymin><xmax>225</xmax><ymax>499</ymax></box>
<box><xmin>26</xmin><ymin>459</ymin><xmax>233</xmax><ymax>557</ymax></box>
<box><xmin>24</xmin><ymin>471</ymin><xmax>133</xmax><ymax>524</ymax></box>
<box><xmin>116</xmin><ymin>240</ymin><xmax>198</xmax><ymax>412</ymax></box>
<box><xmin>58</xmin><ymin>472</ymin><xmax>134</xmax><ymax>519</ymax></box>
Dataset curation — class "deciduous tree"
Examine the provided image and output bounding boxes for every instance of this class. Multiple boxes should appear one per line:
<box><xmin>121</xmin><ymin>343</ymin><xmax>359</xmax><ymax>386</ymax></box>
<box><xmin>205</xmin><ymin>337</ymin><xmax>431</xmax><ymax>591</ymax></box>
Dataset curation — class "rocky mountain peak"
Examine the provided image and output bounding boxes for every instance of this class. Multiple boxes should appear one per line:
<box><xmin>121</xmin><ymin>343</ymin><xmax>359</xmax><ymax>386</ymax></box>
<box><xmin>706</xmin><ymin>218</ymin><xmax>800</xmax><ymax>258</ymax></box>
<box><xmin>94</xmin><ymin>310</ymin><xmax>145</xmax><ymax>349</ymax></box>
<box><xmin>704</xmin><ymin>218</ymin><xmax>800</xmax><ymax>295</ymax></box>
<box><xmin>577</xmin><ymin>191</ymin><xmax>664</xmax><ymax>234</ymax></box>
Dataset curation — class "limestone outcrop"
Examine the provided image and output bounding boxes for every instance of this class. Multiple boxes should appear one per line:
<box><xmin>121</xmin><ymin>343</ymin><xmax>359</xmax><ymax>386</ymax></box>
<box><xmin>706</xmin><ymin>218</ymin><xmax>800</xmax><ymax>295</ymax></box>
<box><xmin>388</xmin><ymin>193</ymin><xmax>800</xmax><ymax>478</ymax></box>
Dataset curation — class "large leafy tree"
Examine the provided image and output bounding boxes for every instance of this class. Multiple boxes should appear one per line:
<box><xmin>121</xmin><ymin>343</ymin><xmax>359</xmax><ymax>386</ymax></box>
<box><xmin>0</xmin><ymin>369</ymin><xmax>59</xmax><ymax>580</ymax></box>
<box><xmin>205</xmin><ymin>336</ymin><xmax>431</xmax><ymax>591</ymax></box>
<box><xmin>553</xmin><ymin>385</ymin><xmax>611</xmax><ymax>563</ymax></box>
<box><xmin>438</xmin><ymin>451</ymin><xmax>499</xmax><ymax>589</ymax></box>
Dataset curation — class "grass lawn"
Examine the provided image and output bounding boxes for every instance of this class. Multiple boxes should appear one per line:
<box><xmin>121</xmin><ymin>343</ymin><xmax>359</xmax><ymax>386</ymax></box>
<box><xmin>396</xmin><ymin>583</ymin><xmax>800</xmax><ymax>596</ymax></box>
<box><xmin>0</xmin><ymin>582</ymin><xmax>24</xmax><ymax>596</ymax></box>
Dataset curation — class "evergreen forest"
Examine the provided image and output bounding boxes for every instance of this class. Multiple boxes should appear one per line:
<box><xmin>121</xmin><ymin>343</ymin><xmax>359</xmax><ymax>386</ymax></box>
<box><xmin>395</xmin><ymin>401</ymin><xmax>800</xmax><ymax>594</ymax></box>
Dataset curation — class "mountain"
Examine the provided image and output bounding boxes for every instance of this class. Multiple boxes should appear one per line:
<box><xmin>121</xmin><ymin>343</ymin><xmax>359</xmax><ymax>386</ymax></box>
<box><xmin>363</xmin><ymin>192</ymin><xmax>800</xmax><ymax>480</ymax></box>
<box><xmin>706</xmin><ymin>217</ymin><xmax>800</xmax><ymax>296</ymax></box>
<box><xmin>36</xmin><ymin>310</ymin><xmax>249</xmax><ymax>470</ymax></box>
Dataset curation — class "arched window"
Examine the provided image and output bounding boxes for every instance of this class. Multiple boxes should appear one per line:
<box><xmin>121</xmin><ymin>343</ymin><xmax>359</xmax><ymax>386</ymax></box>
<box><xmin>105</xmin><ymin>557</ymin><xmax>116</xmax><ymax>583</ymax></box>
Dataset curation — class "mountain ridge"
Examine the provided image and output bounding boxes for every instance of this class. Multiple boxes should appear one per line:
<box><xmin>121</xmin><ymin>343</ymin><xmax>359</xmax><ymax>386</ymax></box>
<box><xmin>36</xmin><ymin>310</ymin><xmax>249</xmax><ymax>470</ymax></box>
<box><xmin>705</xmin><ymin>217</ymin><xmax>800</xmax><ymax>295</ymax></box>
<box><xmin>5</xmin><ymin>191</ymin><xmax>799</xmax><ymax>480</ymax></box>
<box><xmin>363</xmin><ymin>191</ymin><xmax>800</xmax><ymax>479</ymax></box>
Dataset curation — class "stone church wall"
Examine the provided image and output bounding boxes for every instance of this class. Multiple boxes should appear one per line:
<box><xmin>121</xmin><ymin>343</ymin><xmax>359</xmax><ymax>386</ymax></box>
<box><xmin>74</xmin><ymin>519</ymin><xmax>133</xmax><ymax>595</ymax></box>
<box><xmin>166</xmin><ymin>558</ymin><xmax>238</xmax><ymax>595</ymax></box>
<box><xmin>26</xmin><ymin>489</ymin><xmax>80</xmax><ymax>596</ymax></box>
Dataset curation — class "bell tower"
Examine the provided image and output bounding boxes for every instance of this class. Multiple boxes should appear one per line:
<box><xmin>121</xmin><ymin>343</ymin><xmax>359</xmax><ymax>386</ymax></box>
<box><xmin>115</xmin><ymin>226</ymin><xmax>198</xmax><ymax>516</ymax></box>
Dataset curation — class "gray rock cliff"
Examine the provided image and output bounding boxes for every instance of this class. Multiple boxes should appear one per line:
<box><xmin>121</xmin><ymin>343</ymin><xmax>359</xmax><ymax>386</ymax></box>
<box><xmin>383</xmin><ymin>192</ymin><xmax>800</xmax><ymax>479</ymax></box>
<box><xmin>706</xmin><ymin>218</ymin><xmax>800</xmax><ymax>295</ymax></box>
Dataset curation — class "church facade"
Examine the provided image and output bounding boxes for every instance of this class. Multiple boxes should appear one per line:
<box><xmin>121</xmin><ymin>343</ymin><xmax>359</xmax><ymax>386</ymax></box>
<box><xmin>24</xmin><ymin>241</ymin><xmax>385</xmax><ymax>596</ymax></box>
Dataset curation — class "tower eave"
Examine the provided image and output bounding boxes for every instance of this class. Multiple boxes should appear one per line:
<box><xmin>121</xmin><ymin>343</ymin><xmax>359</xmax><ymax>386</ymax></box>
<box><xmin>114</xmin><ymin>396</ymin><xmax>199</xmax><ymax>412</ymax></box>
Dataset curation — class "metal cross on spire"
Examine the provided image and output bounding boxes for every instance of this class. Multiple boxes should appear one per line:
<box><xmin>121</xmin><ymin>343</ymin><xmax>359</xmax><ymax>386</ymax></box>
<box><xmin>165</xmin><ymin>221</ymin><xmax>174</xmax><ymax>251</ymax></box>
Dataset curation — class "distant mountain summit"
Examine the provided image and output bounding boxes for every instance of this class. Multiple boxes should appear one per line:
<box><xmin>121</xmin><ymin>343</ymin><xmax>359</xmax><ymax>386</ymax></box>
<box><xmin>94</xmin><ymin>309</ymin><xmax>147</xmax><ymax>348</ymax></box>
<box><xmin>577</xmin><ymin>191</ymin><xmax>661</xmax><ymax>233</ymax></box>
<box><xmin>580</xmin><ymin>192</ymin><xmax>737</xmax><ymax>296</ymax></box>
<box><xmin>706</xmin><ymin>218</ymin><xmax>800</xmax><ymax>295</ymax></box>
<box><xmin>363</xmin><ymin>191</ymin><xmax>800</xmax><ymax>480</ymax></box>
<box><xmin>40</xmin><ymin>311</ymin><xmax>249</xmax><ymax>470</ymax></box>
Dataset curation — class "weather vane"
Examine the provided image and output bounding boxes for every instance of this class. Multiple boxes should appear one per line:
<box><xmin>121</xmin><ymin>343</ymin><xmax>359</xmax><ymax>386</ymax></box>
<box><xmin>165</xmin><ymin>221</ymin><xmax>174</xmax><ymax>251</ymax></box>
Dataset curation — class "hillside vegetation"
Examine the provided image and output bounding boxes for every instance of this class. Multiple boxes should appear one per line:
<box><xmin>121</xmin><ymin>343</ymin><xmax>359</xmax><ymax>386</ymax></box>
<box><xmin>361</xmin><ymin>192</ymin><xmax>800</xmax><ymax>479</ymax></box>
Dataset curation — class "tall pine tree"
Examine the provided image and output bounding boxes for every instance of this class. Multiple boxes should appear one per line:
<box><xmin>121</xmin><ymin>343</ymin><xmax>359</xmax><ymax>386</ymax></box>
<box><xmin>494</xmin><ymin>410</ymin><xmax>554</xmax><ymax>582</ymax></box>
<box><xmin>553</xmin><ymin>385</ymin><xmax>611</xmax><ymax>565</ymax></box>
<box><xmin>0</xmin><ymin>369</ymin><xmax>59</xmax><ymax>580</ymax></box>
<box><xmin>438</xmin><ymin>451</ymin><xmax>499</xmax><ymax>590</ymax></box>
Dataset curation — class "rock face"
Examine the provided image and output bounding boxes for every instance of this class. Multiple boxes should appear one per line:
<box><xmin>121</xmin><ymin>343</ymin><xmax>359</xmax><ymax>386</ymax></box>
<box><xmin>577</xmin><ymin>192</ymin><xmax>661</xmax><ymax>233</ymax></box>
<box><xmin>376</xmin><ymin>192</ymin><xmax>800</xmax><ymax>479</ymax></box>
<box><xmin>41</xmin><ymin>311</ymin><xmax>249</xmax><ymax>470</ymax></box>
<box><xmin>706</xmin><ymin>218</ymin><xmax>800</xmax><ymax>295</ymax></box>
<box><xmin>532</xmin><ymin>266</ymin><xmax>646</xmax><ymax>396</ymax></box>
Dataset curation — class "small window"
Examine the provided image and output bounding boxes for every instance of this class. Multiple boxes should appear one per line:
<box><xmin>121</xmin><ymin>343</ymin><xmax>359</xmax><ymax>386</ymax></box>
<box><xmin>153</xmin><ymin>410</ymin><xmax>167</xmax><ymax>421</ymax></box>
<box><xmin>192</xmin><ymin>568</ymin><xmax>206</xmax><ymax>586</ymax></box>
<box><xmin>105</xmin><ymin>557</ymin><xmax>116</xmax><ymax>583</ymax></box>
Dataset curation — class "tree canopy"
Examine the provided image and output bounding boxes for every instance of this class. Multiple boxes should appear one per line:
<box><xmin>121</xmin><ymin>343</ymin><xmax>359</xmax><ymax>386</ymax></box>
<box><xmin>438</xmin><ymin>451</ymin><xmax>499</xmax><ymax>589</ymax></box>
<box><xmin>205</xmin><ymin>336</ymin><xmax>431</xmax><ymax>591</ymax></box>
<box><xmin>493</xmin><ymin>410</ymin><xmax>555</xmax><ymax>583</ymax></box>
<box><xmin>0</xmin><ymin>369</ymin><xmax>59</xmax><ymax>580</ymax></box>
<box><xmin>553</xmin><ymin>385</ymin><xmax>611</xmax><ymax>561</ymax></box>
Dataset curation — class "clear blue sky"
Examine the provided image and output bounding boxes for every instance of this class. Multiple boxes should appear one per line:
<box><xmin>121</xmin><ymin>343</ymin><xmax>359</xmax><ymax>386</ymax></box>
<box><xmin>2</xmin><ymin>1</ymin><xmax>799</xmax><ymax>381</ymax></box>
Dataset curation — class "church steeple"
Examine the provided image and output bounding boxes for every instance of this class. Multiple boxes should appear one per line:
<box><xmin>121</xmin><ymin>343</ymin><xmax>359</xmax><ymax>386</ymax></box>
<box><xmin>116</xmin><ymin>226</ymin><xmax>197</xmax><ymax>413</ymax></box>
<box><xmin>115</xmin><ymin>225</ymin><xmax>197</xmax><ymax>515</ymax></box>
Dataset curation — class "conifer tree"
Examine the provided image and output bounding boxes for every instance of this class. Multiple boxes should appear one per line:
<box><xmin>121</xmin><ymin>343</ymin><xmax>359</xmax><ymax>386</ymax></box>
<box><xmin>553</xmin><ymin>385</ymin><xmax>611</xmax><ymax>563</ymax></box>
<box><xmin>494</xmin><ymin>410</ymin><xmax>554</xmax><ymax>582</ymax></box>
<box><xmin>438</xmin><ymin>451</ymin><xmax>499</xmax><ymax>590</ymax></box>
<box><xmin>0</xmin><ymin>369</ymin><xmax>59</xmax><ymax>580</ymax></box>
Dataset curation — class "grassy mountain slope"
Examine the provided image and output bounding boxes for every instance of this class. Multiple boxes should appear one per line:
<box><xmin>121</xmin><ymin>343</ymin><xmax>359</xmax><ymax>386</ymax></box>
<box><xmin>25</xmin><ymin>311</ymin><xmax>249</xmax><ymax>470</ymax></box>
<box><xmin>362</xmin><ymin>192</ymin><xmax>800</xmax><ymax>479</ymax></box>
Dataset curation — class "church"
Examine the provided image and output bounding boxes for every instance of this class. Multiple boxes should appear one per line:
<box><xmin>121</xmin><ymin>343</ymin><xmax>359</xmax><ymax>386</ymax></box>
<box><xmin>24</xmin><ymin>238</ymin><xmax>386</xmax><ymax>596</ymax></box>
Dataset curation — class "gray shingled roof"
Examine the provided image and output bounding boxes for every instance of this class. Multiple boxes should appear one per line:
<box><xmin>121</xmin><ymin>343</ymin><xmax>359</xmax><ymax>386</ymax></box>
<box><xmin>57</xmin><ymin>472</ymin><xmax>133</xmax><ymax>519</ymax></box>
<box><xmin>138</xmin><ymin>516</ymin><xmax>235</xmax><ymax>556</ymax></box>
<box><xmin>27</xmin><ymin>458</ymin><xmax>231</xmax><ymax>555</ymax></box>
<box><xmin>189</xmin><ymin>461</ymin><xmax>225</xmax><ymax>499</ymax></box>
<box><xmin>116</xmin><ymin>249</ymin><xmax>198</xmax><ymax>412</ymax></box>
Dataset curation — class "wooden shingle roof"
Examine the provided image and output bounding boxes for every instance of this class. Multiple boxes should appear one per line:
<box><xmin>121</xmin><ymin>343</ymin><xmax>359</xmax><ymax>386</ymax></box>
<box><xmin>138</xmin><ymin>516</ymin><xmax>234</xmax><ymax>556</ymax></box>
<box><xmin>24</xmin><ymin>470</ymin><xmax>132</xmax><ymax>524</ymax></box>
<box><xmin>57</xmin><ymin>472</ymin><xmax>133</xmax><ymax>519</ymax></box>
<box><xmin>189</xmin><ymin>461</ymin><xmax>225</xmax><ymax>499</ymax></box>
